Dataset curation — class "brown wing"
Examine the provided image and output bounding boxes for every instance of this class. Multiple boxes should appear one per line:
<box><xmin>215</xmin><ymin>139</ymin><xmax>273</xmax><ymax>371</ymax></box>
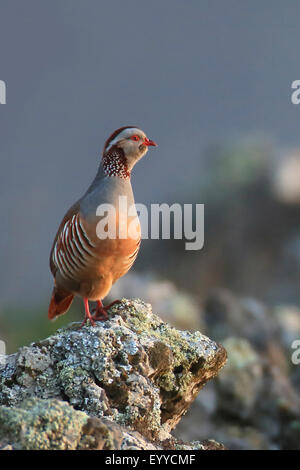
<box><xmin>50</xmin><ymin>201</ymin><xmax>142</xmax><ymax>301</ymax></box>
<box><xmin>49</xmin><ymin>201</ymin><xmax>80</xmax><ymax>277</ymax></box>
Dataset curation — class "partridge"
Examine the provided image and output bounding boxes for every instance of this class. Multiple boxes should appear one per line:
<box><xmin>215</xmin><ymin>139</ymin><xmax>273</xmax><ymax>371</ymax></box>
<box><xmin>48</xmin><ymin>126</ymin><xmax>157</xmax><ymax>325</ymax></box>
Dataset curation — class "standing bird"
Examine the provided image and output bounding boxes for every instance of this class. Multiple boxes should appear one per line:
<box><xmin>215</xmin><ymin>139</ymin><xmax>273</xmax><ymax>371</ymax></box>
<box><xmin>48</xmin><ymin>126</ymin><xmax>157</xmax><ymax>326</ymax></box>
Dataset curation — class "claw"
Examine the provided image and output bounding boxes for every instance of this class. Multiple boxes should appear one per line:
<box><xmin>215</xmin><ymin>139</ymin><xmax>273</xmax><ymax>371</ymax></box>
<box><xmin>80</xmin><ymin>299</ymin><xmax>122</xmax><ymax>327</ymax></box>
<box><xmin>91</xmin><ymin>299</ymin><xmax>122</xmax><ymax>322</ymax></box>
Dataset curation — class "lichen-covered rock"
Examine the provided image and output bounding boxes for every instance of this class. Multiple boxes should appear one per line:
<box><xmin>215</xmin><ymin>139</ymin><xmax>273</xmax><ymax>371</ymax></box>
<box><xmin>216</xmin><ymin>337</ymin><xmax>263</xmax><ymax>420</ymax></box>
<box><xmin>110</xmin><ymin>273</ymin><xmax>203</xmax><ymax>331</ymax></box>
<box><xmin>0</xmin><ymin>299</ymin><xmax>226</xmax><ymax>445</ymax></box>
<box><xmin>0</xmin><ymin>398</ymin><xmax>224</xmax><ymax>450</ymax></box>
<box><xmin>0</xmin><ymin>398</ymin><xmax>161</xmax><ymax>450</ymax></box>
<box><xmin>0</xmin><ymin>398</ymin><xmax>87</xmax><ymax>450</ymax></box>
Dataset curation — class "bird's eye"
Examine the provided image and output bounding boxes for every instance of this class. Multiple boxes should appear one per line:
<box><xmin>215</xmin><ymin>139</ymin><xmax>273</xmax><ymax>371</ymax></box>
<box><xmin>130</xmin><ymin>135</ymin><xmax>140</xmax><ymax>141</ymax></box>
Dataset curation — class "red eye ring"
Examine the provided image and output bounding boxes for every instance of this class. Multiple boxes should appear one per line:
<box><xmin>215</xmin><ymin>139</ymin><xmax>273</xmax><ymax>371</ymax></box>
<box><xmin>130</xmin><ymin>135</ymin><xmax>140</xmax><ymax>141</ymax></box>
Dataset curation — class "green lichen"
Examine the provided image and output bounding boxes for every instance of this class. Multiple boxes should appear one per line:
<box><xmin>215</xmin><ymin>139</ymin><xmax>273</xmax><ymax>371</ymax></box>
<box><xmin>58</xmin><ymin>365</ymin><xmax>87</xmax><ymax>396</ymax></box>
<box><xmin>119</xmin><ymin>300</ymin><xmax>211</xmax><ymax>393</ymax></box>
<box><xmin>0</xmin><ymin>398</ymin><xmax>88</xmax><ymax>450</ymax></box>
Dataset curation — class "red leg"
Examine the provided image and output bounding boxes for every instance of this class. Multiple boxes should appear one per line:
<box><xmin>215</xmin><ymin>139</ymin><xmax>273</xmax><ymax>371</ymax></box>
<box><xmin>80</xmin><ymin>298</ymin><xmax>95</xmax><ymax>328</ymax></box>
<box><xmin>104</xmin><ymin>299</ymin><xmax>122</xmax><ymax>310</ymax></box>
<box><xmin>92</xmin><ymin>299</ymin><xmax>122</xmax><ymax>322</ymax></box>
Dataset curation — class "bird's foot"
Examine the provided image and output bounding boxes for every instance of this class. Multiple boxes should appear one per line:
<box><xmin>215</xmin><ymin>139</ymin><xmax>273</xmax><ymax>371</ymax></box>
<box><xmin>91</xmin><ymin>299</ymin><xmax>122</xmax><ymax>322</ymax></box>
<box><xmin>80</xmin><ymin>298</ymin><xmax>96</xmax><ymax>328</ymax></box>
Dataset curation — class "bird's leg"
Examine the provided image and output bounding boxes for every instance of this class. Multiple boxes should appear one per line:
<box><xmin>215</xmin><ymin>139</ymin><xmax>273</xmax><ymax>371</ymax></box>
<box><xmin>92</xmin><ymin>299</ymin><xmax>122</xmax><ymax>321</ymax></box>
<box><xmin>92</xmin><ymin>300</ymin><xmax>109</xmax><ymax>321</ymax></box>
<box><xmin>104</xmin><ymin>299</ymin><xmax>122</xmax><ymax>310</ymax></box>
<box><xmin>80</xmin><ymin>298</ymin><xmax>95</xmax><ymax>328</ymax></box>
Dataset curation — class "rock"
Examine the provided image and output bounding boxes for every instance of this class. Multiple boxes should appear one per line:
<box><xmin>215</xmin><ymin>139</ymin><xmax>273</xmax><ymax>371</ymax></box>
<box><xmin>0</xmin><ymin>397</ymin><xmax>217</xmax><ymax>450</ymax></box>
<box><xmin>273</xmin><ymin>305</ymin><xmax>300</xmax><ymax>351</ymax></box>
<box><xmin>215</xmin><ymin>337</ymin><xmax>263</xmax><ymax>420</ymax></box>
<box><xmin>0</xmin><ymin>398</ymin><xmax>87</xmax><ymax>450</ymax></box>
<box><xmin>214</xmin><ymin>425</ymin><xmax>276</xmax><ymax>450</ymax></box>
<box><xmin>0</xmin><ymin>299</ymin><xmax>226</xmax><ymax>449</ymax></box>
<box><xmin>272</xmin><ymin>151</ymin><xmax>300</xmax><ymax>205</ymax></box>
<box><xmin>204</xmin><ymin>289</ymin><xmax>276</xmax><ymax>350</ymax></box>
<box><xmin>175</xmin><ymin>289</ymin><xmax>300</xmax><ymax>449</ymax></box>
<box><xmin>110</xmin><ymin>273</ymin><xmax>203</xmax><ymax>331</ymax></box>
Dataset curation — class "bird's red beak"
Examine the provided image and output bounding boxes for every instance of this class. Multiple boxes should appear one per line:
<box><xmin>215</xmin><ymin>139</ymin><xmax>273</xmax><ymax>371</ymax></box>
<box><xmin>144</xmin><ymin>137</ymin><xmax>157</xmax><ymax>147</ymax></box>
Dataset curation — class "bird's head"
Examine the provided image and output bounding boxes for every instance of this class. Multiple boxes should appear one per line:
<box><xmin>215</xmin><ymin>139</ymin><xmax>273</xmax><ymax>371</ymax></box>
<box><xmin>103</xmin><ymin>126</ymin><xmax>157</xmax><ymax>176</ymax></box>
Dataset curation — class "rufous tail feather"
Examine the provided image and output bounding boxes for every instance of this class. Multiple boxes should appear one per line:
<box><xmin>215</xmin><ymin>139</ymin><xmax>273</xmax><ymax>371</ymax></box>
<box><xmin>48</xmin><ymin>286</ymin><xmax>74</xmax><ymax>320</ymax></box>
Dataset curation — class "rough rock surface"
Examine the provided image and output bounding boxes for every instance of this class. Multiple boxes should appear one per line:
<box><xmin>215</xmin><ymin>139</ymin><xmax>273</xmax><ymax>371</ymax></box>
<box><xmin>0</xmin><ymin>299</ymin><xmax>226</xmax><ymax>450</ymax></box>
<box><xmin>215</xmin><ymin>337</ymin><xmax>264</xmax><ymax>420</ymax></box>
<box><xmin>0</xmin><ymin>398</ymin><xmax>225</xmax><ymax>450</ymax></box>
